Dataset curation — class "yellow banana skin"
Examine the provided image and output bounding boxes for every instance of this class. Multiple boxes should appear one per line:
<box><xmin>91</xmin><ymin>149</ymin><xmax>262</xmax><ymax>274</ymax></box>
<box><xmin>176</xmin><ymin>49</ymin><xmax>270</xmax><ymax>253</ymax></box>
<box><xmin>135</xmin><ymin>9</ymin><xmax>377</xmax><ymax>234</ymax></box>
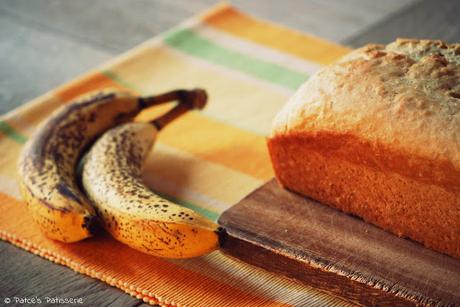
<box><xmin>82</xmin><ymin>122</ymin><xmax>224</xmax><ymax>258</ymax></box>
<box><xmin>18</xmin><ymin>90</ymin><xmax>152</xmax><ymax>242</ymax></box>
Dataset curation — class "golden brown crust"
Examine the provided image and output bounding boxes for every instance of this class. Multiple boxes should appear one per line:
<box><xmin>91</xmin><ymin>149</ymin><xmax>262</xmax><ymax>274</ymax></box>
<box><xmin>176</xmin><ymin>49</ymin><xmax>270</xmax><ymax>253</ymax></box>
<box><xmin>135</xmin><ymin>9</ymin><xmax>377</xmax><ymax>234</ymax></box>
<box><xmin>268</xmin><ymin>38</ymin><xmax>460</xmax><ymax>259</ymax></box>
<box><xmin>269</xmin><ymin>132</ymin><xmax>459</xmax><ymax>193</ymax></box>
<box><xmin>272</xmin><ymin>38</ymin><xmax>460</xmax><ymax>170</ymax></box>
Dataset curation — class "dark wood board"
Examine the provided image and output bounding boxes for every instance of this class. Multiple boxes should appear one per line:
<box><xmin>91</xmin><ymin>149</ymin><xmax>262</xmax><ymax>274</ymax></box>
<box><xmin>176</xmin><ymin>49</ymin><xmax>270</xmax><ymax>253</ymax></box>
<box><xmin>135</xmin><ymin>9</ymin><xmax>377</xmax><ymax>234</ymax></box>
<box><xmin>218</xmin><ymin>179</ymin><xmax>460</xmax><ymax>306</ymax></box>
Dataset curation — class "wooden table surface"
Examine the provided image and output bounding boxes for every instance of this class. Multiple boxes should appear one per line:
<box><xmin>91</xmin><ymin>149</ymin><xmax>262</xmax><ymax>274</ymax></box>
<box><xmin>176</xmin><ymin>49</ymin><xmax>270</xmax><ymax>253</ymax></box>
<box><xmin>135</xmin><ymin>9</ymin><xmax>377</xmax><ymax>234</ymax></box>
<box><xmin>1</xmin><ymin>0</ymin><xmax>459</xmax><ymax>306</ymax></box>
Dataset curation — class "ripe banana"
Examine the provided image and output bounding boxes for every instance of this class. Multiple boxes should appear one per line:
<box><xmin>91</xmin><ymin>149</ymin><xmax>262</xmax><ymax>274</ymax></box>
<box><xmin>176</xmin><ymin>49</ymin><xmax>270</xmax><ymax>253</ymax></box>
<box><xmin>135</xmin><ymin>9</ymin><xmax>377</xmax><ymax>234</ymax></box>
<box><xmin>81</xmin><ymin>90</ymin><xmax>225</xmax><ymax>258</ymax></box>
<box><xmin>18</xmin><ymin>88</ymin><xmax>204</xmax><ymax>242</ymax></box>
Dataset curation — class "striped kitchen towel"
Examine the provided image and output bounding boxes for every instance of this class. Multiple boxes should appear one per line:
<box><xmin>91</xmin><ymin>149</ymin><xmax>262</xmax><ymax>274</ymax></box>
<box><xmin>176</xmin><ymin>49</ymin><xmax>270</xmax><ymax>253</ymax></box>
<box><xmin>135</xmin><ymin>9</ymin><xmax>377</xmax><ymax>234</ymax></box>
<box><xmin>0</xmin><ymin>3</ymin><xmax>352</xmax><ymax>306</ymax></box>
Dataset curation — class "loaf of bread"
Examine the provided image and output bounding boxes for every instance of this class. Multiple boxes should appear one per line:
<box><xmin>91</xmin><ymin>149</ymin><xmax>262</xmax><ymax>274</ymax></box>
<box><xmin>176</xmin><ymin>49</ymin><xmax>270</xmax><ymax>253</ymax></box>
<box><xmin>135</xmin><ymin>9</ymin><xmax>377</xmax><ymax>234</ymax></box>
<box><xmin>268</xmin><ymin>39</ymin><xmax>460</xmax><ymax>259</ymax></box>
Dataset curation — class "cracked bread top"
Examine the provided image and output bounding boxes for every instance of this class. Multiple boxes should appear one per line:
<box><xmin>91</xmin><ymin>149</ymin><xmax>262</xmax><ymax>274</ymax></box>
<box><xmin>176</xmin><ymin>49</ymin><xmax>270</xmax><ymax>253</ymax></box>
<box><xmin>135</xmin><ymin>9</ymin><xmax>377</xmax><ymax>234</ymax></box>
<box><xmin>271</xmin><ymin>38</ymin><xmax>460</xmax><ymax>170</ymax></box>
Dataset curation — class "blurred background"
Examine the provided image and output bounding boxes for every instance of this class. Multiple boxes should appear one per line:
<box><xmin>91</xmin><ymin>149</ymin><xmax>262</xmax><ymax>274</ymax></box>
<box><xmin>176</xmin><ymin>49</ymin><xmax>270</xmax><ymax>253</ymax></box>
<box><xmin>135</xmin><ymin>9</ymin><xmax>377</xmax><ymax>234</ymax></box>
<box><xmin>1</xmin><ymin>0</ymin><xmax>459</xmax><ymax>115</ymax></box>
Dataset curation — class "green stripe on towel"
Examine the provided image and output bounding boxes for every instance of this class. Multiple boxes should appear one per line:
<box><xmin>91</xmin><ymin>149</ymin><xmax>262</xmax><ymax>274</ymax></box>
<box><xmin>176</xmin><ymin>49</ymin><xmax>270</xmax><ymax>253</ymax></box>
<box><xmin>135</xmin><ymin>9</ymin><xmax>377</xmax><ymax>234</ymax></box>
<box><xmin>164</xmin><ymin>28</ymin><xmax>308</xmax><ymax>90</ymax></box>
<box><xmin>0</xmin><ymin>121</ymin><xmax>27</xmax><ymax>144</ymax></box>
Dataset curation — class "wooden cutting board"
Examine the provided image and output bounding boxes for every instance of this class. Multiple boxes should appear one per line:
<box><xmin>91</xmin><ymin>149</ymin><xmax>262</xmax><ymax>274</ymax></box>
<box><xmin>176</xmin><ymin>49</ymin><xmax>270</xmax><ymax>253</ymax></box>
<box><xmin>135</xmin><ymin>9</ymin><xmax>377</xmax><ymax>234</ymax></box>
<box><xmin>218</xmin><ymin>179</ymin><xmax>460</xmax><ymax>306</ymax></box>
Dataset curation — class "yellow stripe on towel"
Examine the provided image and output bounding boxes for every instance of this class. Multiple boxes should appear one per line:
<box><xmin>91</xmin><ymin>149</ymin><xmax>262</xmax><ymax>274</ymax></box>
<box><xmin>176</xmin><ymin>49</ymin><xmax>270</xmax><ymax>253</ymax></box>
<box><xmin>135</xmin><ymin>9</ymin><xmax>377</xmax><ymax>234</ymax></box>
<box><xmin>203</xmin><ymin>4</ymin><xmax>350</xmax><ymax>65</ymax></box>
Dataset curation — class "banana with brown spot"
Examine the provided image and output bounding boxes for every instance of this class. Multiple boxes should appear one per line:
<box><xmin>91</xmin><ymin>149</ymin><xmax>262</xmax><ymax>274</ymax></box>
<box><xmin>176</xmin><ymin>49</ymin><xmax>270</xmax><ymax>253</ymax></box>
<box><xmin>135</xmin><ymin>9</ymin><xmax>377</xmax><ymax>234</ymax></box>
<box><xmin>18</xmin><ymin>89</ymin><xmax>204</xmax><ymax>242</ymax></box>
<box><xmin>81</xmin><ymin>90</ymin><xmax>226</xmax><ymax>258</ymax></box>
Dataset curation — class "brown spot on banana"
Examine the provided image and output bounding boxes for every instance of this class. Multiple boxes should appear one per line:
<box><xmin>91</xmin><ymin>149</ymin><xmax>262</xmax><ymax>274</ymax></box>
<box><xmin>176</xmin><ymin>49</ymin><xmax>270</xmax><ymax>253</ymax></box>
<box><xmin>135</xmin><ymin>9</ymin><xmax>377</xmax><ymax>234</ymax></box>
<box><xmin>17</xmin><ymin>88</ymin><xmax>207</xmax><ymax>243</ymax></box>
<box><xmin>81</xmin><ymin>89</ymin><xmax>225</xmax><ymax>258</ymax></box>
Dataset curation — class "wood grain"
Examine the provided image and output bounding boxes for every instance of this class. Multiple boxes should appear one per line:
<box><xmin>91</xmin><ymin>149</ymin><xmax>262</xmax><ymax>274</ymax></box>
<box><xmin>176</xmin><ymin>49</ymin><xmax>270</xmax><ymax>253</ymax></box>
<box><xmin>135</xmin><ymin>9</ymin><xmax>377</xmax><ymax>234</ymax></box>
<box><xmin>344</xmin><ymin>0</ymin><xmax>460</xmax><ymax>47</ymax></box>
<box><xmin>0</xmin><ymin>0</ymin><xmax>416</xmax><ymax>115</ymax></box>
<box><xmin>0</xmin><ymin>13</ymin><xmax>111</xmax><ymax>115</ymax></box>
<box><xmin>219</xmin><ymin>179</ymin><xmax>460</xmax><ymax>306</ymax></box>
<box><xmin>0</xmin><ymin>242</ymin><xmax>145</xmax><ymax>306</ymax></box>
<box><xmin>1</xmin><ymin>0</ymin><xmax>416</xmax><ymax>51</ymax></box>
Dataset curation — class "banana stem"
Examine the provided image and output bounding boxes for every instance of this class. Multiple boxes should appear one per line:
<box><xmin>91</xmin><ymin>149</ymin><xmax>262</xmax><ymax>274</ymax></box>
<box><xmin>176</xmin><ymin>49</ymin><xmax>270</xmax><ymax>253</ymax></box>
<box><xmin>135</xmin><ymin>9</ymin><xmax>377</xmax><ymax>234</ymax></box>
<box><xmin>150</xmin><ymin>89</ymin><xmax>207</xmax><ymax>130</ymax></box>
<box><xmin>139</xmin><ymin>89</ymin><xmax>207</xmax><ymax>109</ymax></box>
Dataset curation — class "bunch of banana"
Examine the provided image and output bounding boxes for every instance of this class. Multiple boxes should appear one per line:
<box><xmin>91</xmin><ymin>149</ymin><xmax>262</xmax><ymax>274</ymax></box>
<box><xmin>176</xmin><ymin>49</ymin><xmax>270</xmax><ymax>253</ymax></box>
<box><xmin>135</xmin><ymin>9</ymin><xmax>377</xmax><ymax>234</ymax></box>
<box><xmin>17</xmin><ymin>88</ymin><xmax>215</xmax><ymax>245</ymax></box>
<box><xmin>81</xmin><ymin>90</ymin><xmax>225</xmax><ymax>258</ymax></box>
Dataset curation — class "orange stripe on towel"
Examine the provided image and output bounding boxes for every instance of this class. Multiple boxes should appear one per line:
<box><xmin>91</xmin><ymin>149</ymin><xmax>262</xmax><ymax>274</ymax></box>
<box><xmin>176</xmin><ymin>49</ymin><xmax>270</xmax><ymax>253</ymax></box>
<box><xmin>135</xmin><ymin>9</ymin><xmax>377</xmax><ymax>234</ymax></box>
<box><xmin>203</xmin><ymin>4</ymin><xmax>350</xmax><ymax>65</ymax></box>
<box><xmin>55</xmin><ymin>72</ymin><xmax>133</xmax><ymax>102</ymax></box>
<box><xmin>0</xmin><ymin>192</ymin><xmax>288</xmax><ymax>307</ymax></box>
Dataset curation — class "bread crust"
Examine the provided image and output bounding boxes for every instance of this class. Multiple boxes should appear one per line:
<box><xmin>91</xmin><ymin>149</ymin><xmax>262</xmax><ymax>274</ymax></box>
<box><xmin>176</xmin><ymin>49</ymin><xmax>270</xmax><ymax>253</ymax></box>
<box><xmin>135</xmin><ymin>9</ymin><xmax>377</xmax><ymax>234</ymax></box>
<box><xmin>268</xmin><ymin>38</ymin><xmax>460</xmax><ymax>259</ymax></box>
<box><xmin>272</xmin><ymin>39</ymin><xmax>460</xmax><ymax>170</ymax></box>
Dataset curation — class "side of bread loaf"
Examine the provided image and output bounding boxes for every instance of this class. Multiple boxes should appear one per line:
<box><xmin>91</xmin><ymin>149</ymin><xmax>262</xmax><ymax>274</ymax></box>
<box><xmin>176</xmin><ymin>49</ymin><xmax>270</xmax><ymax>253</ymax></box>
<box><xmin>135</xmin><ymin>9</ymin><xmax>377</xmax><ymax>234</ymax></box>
<box><xmin>268</xmin><ymin>39</ymin><xmax>460</xmax><ymax>259</ymax></box>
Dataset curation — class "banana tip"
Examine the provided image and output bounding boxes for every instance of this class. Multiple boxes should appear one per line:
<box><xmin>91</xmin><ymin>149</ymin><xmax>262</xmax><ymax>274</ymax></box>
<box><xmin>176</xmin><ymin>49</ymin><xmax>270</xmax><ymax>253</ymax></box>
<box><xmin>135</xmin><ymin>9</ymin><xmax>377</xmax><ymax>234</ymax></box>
<box><xmin>216</xmin><ymin>226</ymin><xmax>227</xmax><ymax>247</ymax></box>
<box><xmin>83</xmin><ymin>215</ymin><xmax>101</xmax><ymax>236</ymax></box>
